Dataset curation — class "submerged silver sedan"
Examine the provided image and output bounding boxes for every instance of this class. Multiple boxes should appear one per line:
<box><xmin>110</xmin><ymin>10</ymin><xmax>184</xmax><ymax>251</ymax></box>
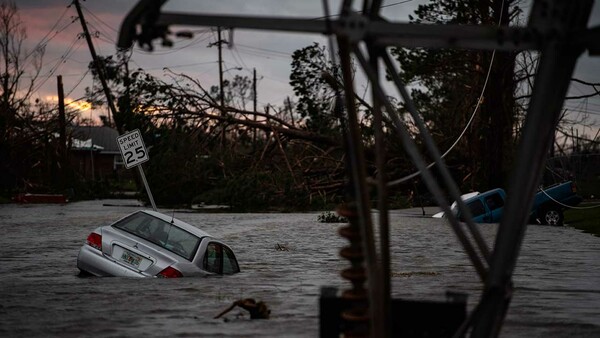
<box><xmin>77</xmin><ymin>210</ymin><xmax>240</xmax><ymax>278</ymax></box>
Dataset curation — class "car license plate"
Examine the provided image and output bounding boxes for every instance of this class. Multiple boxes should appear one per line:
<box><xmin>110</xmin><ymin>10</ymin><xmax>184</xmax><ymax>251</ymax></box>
<box><xmin>121</xmin><ymin>250</ymin><xmax>142</xmax><ymax>268</ymax></box>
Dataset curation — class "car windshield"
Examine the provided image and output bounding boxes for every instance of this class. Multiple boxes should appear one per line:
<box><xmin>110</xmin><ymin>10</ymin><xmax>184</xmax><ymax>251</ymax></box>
<box><xmin>113</xmin><ymin>212</ymin><xmax>201</xmax><ymax>261</ymax></box>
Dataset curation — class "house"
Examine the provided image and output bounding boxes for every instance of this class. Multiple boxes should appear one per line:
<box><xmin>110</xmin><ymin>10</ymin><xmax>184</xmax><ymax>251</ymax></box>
<box><xmin>70</xmin><ymin>126</ymin><xmax>126</xmax><ymax>180</ymax></box>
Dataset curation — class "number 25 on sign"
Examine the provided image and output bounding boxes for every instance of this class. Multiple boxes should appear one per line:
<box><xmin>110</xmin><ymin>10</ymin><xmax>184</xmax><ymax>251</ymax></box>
<box><xmin>117</xmin><ymin>129</ymin><xmax>149</xmax><ymax>169</ymax></box>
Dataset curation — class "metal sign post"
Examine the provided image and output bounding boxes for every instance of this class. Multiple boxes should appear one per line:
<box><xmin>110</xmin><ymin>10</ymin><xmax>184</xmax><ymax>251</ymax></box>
<box><xmin>136</xmin><ymin>165</ymin><xmax>157</xmax><ymax>211</ymax></box>
<box><xmin>116</xmin><ymin>129</ymin><xmax>157</xmax><ymax>211</ymax></box>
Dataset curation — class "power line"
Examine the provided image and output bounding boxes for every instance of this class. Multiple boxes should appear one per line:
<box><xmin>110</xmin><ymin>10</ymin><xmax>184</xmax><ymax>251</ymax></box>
<box><xmin>381</xmin><ymin>0</ymin><xmax>416</xmax><ymax>10</ymax></box>
<box><xmin>81</xmin><ymin>3</ymin><xmax>119</xmax><ymax>34</ymax></box>
<box><xmin>86</xmin><ymin>21</ymin><xmax>117</xmax><ymax>45</ymax></box>
<box><xmin>72</xmin><ymin>0</ymin><xmax>119</xmax><ymax>125</ymax></box>
<box><xmin>133</xmin><ymin>32</ymin><xmax>213</xmax><ymax>55</ymax></box>
<box><xmin>33</xmin><ymin>36</ymin><xmax>85</xmax><ymax>93</ymax></box>
<box><xmin>94</xmin><ymin>34</ymin><xmax>118</xmax><ymax>47</ymax></box>
<box><xmin>388</xmin><ymin>0</ymin><xmax>508</xmax><ymax>187</ymax></box>
<box><xmin>235</xmin><ymin>43</ymin><xmax>291</xmax><ymax>57</ymax></box>
<box><xmin>313</xmin><ymin>0</ymin><xmax>415</xmax><ymax>20</ymax></box>
<box><xmin>152</xmin><ymin>60</ymin><xmax>218</xmax><ymax>71</ymax></box>
<box><xmin>230</xmin><ymin>46</ymin><xmax>250</xmax><ymax>69</ymax></box>
<box><xmin>64</xmin><ymin>68</ymin><xmax>91</xmax><ymax>98</ymax></box>
<box><xmin>24</xmin><ymin>6</ymin><xmax>71</xmax><ymax>61</ymax></box>
<box><xmin>563</xmin><ymin>106</ymin><xmax>600</xmax><ymax>116</ymax></box>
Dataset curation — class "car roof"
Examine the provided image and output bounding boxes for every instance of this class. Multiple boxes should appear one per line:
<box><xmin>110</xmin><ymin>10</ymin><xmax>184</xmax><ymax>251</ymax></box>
<box><xmin>449</xmin><ymin>191</ymin><xmax>480</xmax><ymax>209</ymax></box>
<box><xmin>463</xmin><ymin>188</ymin><xmax>504</xmax><ymax>202</ymax></box>
<box><xmin>138</xmin><ymin>210</ymin><xmax>212</xmax><ymax>239</ymax></box>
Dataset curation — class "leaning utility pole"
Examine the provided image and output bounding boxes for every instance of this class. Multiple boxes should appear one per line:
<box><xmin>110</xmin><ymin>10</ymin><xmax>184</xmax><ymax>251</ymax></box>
<box><xmin>57</xmin><ymin>75</ymin><xmax>67</xmax><ymax>190</ymax></box>
<box><xmin>253</xmin><ymin>67</ymin><xmax>257</xmax><ymax>145</ymax></box>
<box><xmin>218</xmin><ymin>27</ymin><xmax>225</xmax><ymax>110</ymax></box>
<box><xmin>217</xmin><ymin>27</ymin><xmax>226</xmax><ymax>146</ymax></box>
<box><xmin>73</xmin><ymin>0</ymin><xmax>119</xmax><ymax>130</ymax></box>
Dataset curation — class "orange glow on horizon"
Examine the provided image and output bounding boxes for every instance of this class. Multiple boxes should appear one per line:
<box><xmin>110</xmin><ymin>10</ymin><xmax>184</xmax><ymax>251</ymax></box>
<box><xmin>66</xmin><ymin>99</ymin><xmax>92</xmax><ymax>111</ymax></box>
<box><xmin>45</xmin><ymin>95</ymin><xmax>92</xmax><ymax>112</ymax></box>
<box><xmin>45</xmin><ymin>95</ymin><xmax>106</xmax><ymax>125</ymax></box>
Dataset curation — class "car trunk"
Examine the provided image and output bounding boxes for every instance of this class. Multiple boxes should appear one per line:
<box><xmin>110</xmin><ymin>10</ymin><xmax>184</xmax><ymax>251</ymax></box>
<box><xmin>101</xmin><ymin>226</ymin><xmax>177</xmax><ymax>276</ymax></box>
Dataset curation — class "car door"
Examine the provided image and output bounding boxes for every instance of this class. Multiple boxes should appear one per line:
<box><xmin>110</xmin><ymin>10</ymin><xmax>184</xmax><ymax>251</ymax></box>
<box><xmin>203</xmin><ymin>242</ymin><xmax>240</xmax><ymax>275</ymax></box>
<box><xmin>460</xmin><ymin>198</ymin><xmax>491</xmax><ymax>223</ymax></box>
<box><xmin>483</xmin><ymin>192</ymin><xmax>505</xmax><ymax>223</ymax></box>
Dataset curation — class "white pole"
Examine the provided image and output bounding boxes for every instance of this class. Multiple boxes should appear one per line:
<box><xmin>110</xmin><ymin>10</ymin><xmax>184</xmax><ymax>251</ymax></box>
<box><xmin>137</xmin><ymin>165</ymin><xmax>157</xmax><ymax>211</ymax></box>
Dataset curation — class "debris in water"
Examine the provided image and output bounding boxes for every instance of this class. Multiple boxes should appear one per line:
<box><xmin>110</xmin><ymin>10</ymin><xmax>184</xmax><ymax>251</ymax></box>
<box><xmin>276</xmin><ymin>243</ymin><xmax>289</xmax><ymax>251</ymax></box>
<box><xmin>393</xmin><ymin>271</ymin><xmax>440</xmax><ymax>277</ymax></box>
<box><xmin>214</xmin><ymin>298</ymin><xmax>271</xmax><ymax>320</ymax></box>
<box><xmin>317</xmin><ymin>211</ymin><xmax>348</xmax><ymax>223</ymax></box>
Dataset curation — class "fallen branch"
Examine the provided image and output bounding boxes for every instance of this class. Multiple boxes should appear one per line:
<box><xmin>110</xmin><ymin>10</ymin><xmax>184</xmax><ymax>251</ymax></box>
<box><xmin>214</xmin><ymin>298</ymin><xmax>271</xmax><ymax>320</ymax></box>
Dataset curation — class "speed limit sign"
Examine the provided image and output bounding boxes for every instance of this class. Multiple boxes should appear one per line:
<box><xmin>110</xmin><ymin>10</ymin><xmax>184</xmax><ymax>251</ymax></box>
<box><xmin>117</xmin><ymin>129</ymin><xmax>149</xmax><ymax>169</ymax></box>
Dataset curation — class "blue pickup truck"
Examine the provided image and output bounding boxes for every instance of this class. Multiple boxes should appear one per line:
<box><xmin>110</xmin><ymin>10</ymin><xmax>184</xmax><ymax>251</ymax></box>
<box><xmin>433</xmin><ymin>181</ymin><xmax>582</xmax><ymax>226</ymax></box>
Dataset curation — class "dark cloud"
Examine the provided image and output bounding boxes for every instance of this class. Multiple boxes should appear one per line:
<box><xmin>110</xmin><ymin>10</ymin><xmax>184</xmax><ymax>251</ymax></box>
<box><xmin>13</xmin><ymin>0</ymin><xmax>600</xmax><ymax>129</ymax></box>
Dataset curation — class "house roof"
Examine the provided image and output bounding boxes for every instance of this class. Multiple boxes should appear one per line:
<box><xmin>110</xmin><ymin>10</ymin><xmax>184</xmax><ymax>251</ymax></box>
<box><xmin>71</xmin><ymin>126</ymin><xmax>120</xmax><ymax>154</ymax></box>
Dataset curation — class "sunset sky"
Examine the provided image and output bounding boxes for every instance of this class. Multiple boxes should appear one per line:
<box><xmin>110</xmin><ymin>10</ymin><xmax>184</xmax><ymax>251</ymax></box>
<box><xmin>18</xmin><ymin>0</ymin><xmax>412</xmax><ymax>121</ymax></box>
<box><xmin>13</xmin><ymin>0</ymin><xmax>600</xmax><ymax>138</ymax></box>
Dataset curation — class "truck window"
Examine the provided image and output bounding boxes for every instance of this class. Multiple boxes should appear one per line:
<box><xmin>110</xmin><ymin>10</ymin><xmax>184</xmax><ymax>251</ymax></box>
<box><xmin>468</xmin><ymin>200</ymin><xmax>486</xmax><ymax>217</ymax></box>
<box><xmin>485</xmin><ymin>193</ymin><xmax>504</xmax><ymax>211</ymax></box>
<box><xmin>460</xmin><ymin>200</ymin><xmax>486</xmax><ymax>221</ymax></box>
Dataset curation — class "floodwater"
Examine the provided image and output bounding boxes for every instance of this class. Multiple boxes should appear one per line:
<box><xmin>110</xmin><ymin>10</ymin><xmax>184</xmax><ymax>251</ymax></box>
<box><xmin>0</xmin><ymin>200</ymin><xmax>598</xmax><ymax>337</ymax></box>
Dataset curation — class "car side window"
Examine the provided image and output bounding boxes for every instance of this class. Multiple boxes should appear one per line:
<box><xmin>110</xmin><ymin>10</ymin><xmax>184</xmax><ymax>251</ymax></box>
<box><xmin>485</xmin><ymin>193</ymin><xmax>504</xmax><ymax>211</ymax></box>
<box><xmin>222</xmin><ymin>246</ymin><xmax>240</xmax><ymax>274</ymax></box>
<box><xmin>203</xmin><ymin>243</ymin><xmax>240</xmax><ymax>275</ymax></box>
<box><xmin>204</xmin><ymin>243</ymin><xmax>222</xmax><ymax>274</ymax></box>
<box><xmin>469</xmin><ymin>200</ymin><xmax>486</xmax><ymax>217</ymax></box>
<box><xmin>460</xmin><ymin>199</ymin><xmax>486</xmax><ymax>221</ymax></box>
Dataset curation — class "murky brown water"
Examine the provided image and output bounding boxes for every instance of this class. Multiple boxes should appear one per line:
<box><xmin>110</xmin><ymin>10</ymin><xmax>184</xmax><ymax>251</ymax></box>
<box><xmin>0</xmin><ymin>200</ymin><xmax>598</xmax><ymax>337</ymax></box>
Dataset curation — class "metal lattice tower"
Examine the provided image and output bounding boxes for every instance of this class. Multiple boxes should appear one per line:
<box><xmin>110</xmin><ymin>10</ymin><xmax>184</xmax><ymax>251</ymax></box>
<box><xmin>117</xmin><ymin>1</ymin><xmax>599</xmax><ymax>336</ymax></box>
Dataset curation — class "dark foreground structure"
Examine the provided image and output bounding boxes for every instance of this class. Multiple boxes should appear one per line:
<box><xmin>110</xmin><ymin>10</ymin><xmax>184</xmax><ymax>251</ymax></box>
<box><xmin>320</xmin><ymin>286</ymin><xmax>467</xmax><ymax>337</ymax></box>
<box><xmin>116</xmin><ymin>1</ymin><xmax>599</xmax><ymax>336</ymax></box>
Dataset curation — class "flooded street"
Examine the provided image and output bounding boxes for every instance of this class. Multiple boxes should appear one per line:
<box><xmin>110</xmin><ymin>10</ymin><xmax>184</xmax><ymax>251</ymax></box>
<box><xmin>0</xmin><ymin>200</ymin><xmax>598</xmax><ymax>337</ymax></box>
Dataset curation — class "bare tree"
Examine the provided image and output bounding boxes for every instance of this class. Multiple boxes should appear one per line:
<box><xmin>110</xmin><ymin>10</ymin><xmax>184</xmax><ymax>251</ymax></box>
<box><xmin>0</xmin><ymin>1</ymin><xmax>46</xmax><ymax>193</ymax></box>
<box><xmin>0</xmin><ymin>1</ymin><xmax>43</xmax><ymax>136</ymax></box>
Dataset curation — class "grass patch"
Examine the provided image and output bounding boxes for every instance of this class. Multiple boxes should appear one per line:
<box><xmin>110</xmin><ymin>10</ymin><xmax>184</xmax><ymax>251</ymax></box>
<box><xmin>564</xmin><ymin>202</ymin><xmax>600</xmax><ymax>237</ymax></box>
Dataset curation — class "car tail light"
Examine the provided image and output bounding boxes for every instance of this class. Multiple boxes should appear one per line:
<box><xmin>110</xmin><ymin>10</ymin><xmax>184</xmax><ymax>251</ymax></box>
<box><xmin>571</xmin><ymin>182</ymin><xmax>577</xmax><ymax>193</ymax></box>
<box><xmin>86</xmin><ymin>232</ymin><xmax>102</xmax><ymax>251</ymax></box>
<box><xmin>157</xmin><ymin>266</ymin><xmax>183</xmax><ymax>278</ymax></box>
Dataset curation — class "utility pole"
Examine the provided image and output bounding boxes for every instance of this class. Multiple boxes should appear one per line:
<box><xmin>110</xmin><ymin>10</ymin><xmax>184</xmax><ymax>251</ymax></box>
<box><xmin>73</xmin><ymin>0</ymin><xmax>118</xmax><ymax>130</ymax></box>
<box><xmin>217</xmin><ymin>27</ymin><xmax>226</xmax><ymax>146</ymax></box>
<box><xmin>253</xmin><ymin>67</ymin><xmax>257</xmax><ymax>145</ymax></box>
<box><xmin>218</xmin><ymin>27</ymin><xmax>225</xmax><ymax>111</ymax></box>
<box><xmin>286</xmin><ymin>97</ymin><xmax>295</xmax><ymax>126</ymax></box>
<box><xmin>57</xmin><ymin>75</ymin><xmax>67</xmax><ymax>190</ymax></box>
<box><xmin>253</xmin><ymin>68</ymin><xmax>257</xmax><ymax>115</ymax></box>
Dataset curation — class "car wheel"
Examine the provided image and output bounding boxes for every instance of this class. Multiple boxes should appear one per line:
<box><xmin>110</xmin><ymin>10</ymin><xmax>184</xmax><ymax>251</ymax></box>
<box><xmin>542</xmin><ymin>207</ymin><xmax>563</xmax><ymax>226</ymax></box>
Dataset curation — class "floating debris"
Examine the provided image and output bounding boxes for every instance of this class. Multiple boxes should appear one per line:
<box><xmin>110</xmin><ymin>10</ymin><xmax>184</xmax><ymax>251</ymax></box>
<box><xmin>393</xmin><ymin>271</ymin><xmax>441</xmax><ymax>277</ymax></box>
<box><xmin>317</xmin><ymin>211</ymin><xmax>348</xmax><ymax>223</ymax></box>
<box><xmin>214</xmin><ymin>298</ymin><xmax>271</xmax><ymax>320</ymax></box>
<box><xmin>275</xmin><ymin>243</ymin><xmax>289</xmax><ymax>251</ymax></box>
